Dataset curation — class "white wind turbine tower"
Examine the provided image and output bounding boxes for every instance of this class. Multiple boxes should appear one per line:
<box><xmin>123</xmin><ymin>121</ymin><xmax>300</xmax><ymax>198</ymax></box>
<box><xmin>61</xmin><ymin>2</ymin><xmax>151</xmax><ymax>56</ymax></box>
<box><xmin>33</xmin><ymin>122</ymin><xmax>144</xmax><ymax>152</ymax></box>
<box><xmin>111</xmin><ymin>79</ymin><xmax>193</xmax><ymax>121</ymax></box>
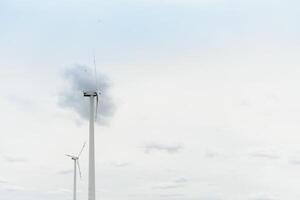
<box><xmin>84</xmin><ymin>58</ymin><xmax>99</xmax><ymax>200</ymax></box>
<box><xmin>66</xmin><ymin>143</ymin><xmax>86</xmax><ymax>200</ymax></box>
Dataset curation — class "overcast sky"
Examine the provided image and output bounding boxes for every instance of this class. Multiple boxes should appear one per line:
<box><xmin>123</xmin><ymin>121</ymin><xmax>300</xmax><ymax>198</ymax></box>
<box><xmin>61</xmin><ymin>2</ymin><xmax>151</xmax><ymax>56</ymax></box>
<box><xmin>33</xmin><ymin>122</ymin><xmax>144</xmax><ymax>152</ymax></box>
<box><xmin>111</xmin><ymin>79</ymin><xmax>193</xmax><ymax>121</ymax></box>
<box><xmin>1</xmin><ymin>0</ymin><xmax>300</xmax><ymax>200</ymax></box>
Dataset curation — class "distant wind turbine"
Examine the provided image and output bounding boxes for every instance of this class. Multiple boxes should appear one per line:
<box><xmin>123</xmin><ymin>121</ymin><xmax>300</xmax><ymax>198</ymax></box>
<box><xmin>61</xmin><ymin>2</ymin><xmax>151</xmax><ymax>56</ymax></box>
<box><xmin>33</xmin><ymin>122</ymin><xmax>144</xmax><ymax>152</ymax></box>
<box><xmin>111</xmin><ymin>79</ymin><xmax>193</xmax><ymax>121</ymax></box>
<box><xmin>66</xmin><ymin>143</ymin><xmax>86</xmax><ymax>200</ymax></box>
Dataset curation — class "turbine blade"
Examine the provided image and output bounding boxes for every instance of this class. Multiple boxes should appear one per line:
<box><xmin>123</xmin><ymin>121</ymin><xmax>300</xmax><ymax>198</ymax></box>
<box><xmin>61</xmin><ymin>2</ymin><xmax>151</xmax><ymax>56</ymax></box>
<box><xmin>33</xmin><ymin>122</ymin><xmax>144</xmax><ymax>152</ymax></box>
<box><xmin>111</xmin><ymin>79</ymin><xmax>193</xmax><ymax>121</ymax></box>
<box><xmin>77</xmin><ymin>142</ymin><xmax>86</xmax><ymax>158</ymax></box>
<box><xmin>65</xmin><ymin>154</ymin><xmax>74</xmax><ymax>158</ymax></box>
<box><xmin>93</xmin><ymin>55</ymin><xmax>99</xmax><ymax>121</ymax></box>
<box><xmin>93</xmin><ymin>54</ymin><xmax>98</xmax><ymax>92</ymax></box>
<box><xmin>95</xmin><ymin>93</ymin><xmax>99</xmax><ymax>120</ymax></box>
<box><xmin>77</xmin><ymin>160</ymin><xmax>82</xmax><ymax>180</ymax></box>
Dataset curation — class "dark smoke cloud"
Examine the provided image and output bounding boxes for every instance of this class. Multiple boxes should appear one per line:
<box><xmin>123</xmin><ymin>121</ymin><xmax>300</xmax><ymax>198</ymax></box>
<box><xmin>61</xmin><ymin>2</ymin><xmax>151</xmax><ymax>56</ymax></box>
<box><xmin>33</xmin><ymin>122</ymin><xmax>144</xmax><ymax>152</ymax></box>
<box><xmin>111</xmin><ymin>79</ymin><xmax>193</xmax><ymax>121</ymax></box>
<box><xmin>58</xmin><ymin>65</ymin><xmax>115</xmax><ymax>124</ymax></box>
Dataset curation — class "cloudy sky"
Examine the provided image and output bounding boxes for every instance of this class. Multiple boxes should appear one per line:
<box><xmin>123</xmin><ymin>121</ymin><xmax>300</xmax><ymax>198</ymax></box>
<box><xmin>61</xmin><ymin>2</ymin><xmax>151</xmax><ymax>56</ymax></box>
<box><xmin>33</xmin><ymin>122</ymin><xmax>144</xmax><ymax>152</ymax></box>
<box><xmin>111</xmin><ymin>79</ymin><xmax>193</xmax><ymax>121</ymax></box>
<box><xmin>1</xmin><ymin>0</ymin><xmax>300</xmax><ymax>200</ymax></box>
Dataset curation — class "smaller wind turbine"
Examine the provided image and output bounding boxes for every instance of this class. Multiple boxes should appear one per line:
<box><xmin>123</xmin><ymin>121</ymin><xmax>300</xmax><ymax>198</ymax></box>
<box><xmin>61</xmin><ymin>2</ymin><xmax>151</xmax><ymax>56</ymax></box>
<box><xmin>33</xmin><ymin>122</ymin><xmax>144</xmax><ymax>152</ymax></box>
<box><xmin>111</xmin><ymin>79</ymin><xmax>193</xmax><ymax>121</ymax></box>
<box><xmin>66</xmin><ymin>143</ymin><xmax>86</xmax><ymax>200</ymax></box>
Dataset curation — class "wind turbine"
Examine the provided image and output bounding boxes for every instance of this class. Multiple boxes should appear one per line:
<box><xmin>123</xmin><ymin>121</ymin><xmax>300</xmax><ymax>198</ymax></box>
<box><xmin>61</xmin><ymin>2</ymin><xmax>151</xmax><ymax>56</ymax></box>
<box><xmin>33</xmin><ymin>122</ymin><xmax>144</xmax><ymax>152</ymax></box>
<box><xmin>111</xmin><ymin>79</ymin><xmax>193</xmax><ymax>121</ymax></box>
<box><xmin>84</xmin><ymin>58</ymin><xmax>99</xmax><ymax>200</ymax></box>
<box><xmin>66</xmin><ymin>143</ymin><xmax>86</xmax><ymax>200</ymax></box>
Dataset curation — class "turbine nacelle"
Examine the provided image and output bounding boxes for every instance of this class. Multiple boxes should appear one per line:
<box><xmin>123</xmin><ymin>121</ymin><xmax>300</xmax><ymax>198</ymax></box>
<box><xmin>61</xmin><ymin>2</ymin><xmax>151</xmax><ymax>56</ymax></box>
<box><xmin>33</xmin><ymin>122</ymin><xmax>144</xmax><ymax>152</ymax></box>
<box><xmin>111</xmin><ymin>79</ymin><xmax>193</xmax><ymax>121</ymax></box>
<box><xmin>66</xmin><ymin>154</ymin><xmax>79</xmax><ymax>160</ymax></box>
<box><xmin>83</xmin><ymin>91</ymin><xmax>98</xmax><ymax>97</ymax></box>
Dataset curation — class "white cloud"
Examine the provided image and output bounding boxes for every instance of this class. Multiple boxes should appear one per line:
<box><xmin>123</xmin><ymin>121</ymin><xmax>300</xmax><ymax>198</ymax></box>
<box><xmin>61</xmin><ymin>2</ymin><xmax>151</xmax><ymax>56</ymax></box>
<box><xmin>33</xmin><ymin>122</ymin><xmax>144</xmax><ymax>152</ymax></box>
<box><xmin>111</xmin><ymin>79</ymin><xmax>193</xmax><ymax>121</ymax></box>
<box><xmin>2</xmin><ymin>155</ymin><xmax>28</xmax><ymax>163</ymax></box>
<box><xmin>0</xmin><ymin>177</ymin><xmax>8</xmax><ymax>184</ymax></box>
<box><xmin>57</xmin><ymin>169</ymin><xmax>73</xmax><ymax>175</ymax></box>
<box><xmin>143</xmin><ymin>142</ymin><xmax>183</xmax><ymax>154</ymax></box>
<box><xmin>250</xmin><ymin>151</ymin><xmax>280</xmax><ymax>160</ymax></box>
